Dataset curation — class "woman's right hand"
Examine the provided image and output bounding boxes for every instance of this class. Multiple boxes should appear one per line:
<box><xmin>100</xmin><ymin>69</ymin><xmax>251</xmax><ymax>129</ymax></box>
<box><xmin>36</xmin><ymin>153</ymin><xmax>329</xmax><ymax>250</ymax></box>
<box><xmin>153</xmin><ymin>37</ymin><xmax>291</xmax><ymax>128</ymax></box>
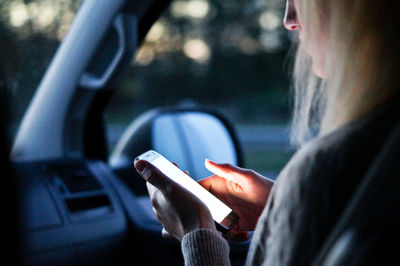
<box><xmin>200</xmin><ymin>159</ymin><xmax>274</xmax><ymax>242</ymax></box>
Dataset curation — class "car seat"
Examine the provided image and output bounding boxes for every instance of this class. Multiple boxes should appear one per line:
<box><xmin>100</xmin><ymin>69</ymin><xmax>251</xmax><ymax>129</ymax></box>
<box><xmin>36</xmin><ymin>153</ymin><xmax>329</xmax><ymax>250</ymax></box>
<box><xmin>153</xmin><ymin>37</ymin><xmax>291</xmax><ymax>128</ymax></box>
<box><xmin>313</xmin><ymin>118</ymin><xmax>400</xmax><ymax>265</ymax></box>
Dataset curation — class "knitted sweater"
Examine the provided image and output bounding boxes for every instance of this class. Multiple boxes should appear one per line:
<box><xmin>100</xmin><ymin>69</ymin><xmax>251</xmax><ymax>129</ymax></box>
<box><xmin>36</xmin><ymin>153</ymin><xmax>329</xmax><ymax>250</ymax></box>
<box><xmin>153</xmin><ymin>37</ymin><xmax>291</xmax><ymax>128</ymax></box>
<box><xmin>181</xmin><ymin>99</ymin><xmax>400</xmax><ymax>266</ymax></box>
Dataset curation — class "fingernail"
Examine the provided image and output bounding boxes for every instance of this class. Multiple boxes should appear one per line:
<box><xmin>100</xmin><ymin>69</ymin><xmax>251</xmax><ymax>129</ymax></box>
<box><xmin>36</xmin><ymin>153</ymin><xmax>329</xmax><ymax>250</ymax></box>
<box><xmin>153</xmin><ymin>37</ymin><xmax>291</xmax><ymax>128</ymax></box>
<box><xmin>205</xmin><ymin>159</ymin><xmax>218</xmax><ymax>168</ymax></box>
<box><xmin>205</xmin><ymin>158</ymin><xmax>214</xmax><ymax>165</ymax></box>
<box><xmin>205</xmin><ymin>159</ymin><xmax>211</xmax><ymax>168</ymax></box>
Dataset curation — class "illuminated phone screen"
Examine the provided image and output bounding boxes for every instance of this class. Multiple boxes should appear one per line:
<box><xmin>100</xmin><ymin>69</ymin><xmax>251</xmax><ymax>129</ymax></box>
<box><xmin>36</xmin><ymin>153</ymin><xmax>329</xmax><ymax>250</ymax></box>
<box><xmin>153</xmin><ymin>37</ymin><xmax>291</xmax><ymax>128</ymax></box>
<box><xmin>149</xmin><ymin>154</ymin><xmax>232</xmax><ymax>224</ymax></box>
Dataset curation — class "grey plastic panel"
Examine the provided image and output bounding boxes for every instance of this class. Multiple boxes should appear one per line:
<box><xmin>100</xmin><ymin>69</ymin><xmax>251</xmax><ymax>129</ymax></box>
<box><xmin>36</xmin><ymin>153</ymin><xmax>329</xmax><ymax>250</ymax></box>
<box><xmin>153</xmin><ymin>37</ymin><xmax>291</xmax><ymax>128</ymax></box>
<box><xmin>79</xmin><ymin>15</ymin><xmax>136</xmax><ymax>89</ymax></box>
<box><xmin>17</xmin><ymin>164</ymin><xmax>62</xmax><ymax>232</ymax></box>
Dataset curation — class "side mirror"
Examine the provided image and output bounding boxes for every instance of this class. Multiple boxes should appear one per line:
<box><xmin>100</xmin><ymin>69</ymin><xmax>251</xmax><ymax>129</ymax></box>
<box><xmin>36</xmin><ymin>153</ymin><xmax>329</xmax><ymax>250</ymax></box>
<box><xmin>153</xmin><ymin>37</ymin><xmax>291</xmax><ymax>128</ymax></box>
<box><xmin>109</xmin><ymin>107</ymin><xmax>243</xmax><ymax>195</ymax></box>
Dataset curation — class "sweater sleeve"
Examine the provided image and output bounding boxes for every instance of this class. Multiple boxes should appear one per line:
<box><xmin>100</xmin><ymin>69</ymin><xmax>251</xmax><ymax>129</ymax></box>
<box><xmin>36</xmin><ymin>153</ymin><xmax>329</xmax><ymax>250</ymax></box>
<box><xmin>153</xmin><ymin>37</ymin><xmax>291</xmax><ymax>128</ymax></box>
<box><xmin>181</xmin><ymin>228</ymin><xmax>231</xmax><ymax>266</ymax></box>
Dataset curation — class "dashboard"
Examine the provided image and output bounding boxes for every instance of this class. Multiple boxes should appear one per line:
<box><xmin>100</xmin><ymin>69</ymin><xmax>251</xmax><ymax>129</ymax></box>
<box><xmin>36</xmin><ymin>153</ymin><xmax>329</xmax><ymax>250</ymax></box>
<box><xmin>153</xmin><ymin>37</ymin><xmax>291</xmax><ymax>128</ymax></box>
<box><xmin>14</xmin><ymin>159</ymin><xmax>184</xmax><ymax>265</ymax></box>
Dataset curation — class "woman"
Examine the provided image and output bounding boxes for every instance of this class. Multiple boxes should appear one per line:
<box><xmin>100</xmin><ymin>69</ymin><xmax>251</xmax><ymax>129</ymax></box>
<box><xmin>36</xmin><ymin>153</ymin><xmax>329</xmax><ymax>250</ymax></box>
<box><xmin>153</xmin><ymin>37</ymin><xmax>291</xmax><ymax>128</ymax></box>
<box><xmin>135</xmin><ymin>0</ymin><xmax>400</xmax><ymax>264</ymax></box>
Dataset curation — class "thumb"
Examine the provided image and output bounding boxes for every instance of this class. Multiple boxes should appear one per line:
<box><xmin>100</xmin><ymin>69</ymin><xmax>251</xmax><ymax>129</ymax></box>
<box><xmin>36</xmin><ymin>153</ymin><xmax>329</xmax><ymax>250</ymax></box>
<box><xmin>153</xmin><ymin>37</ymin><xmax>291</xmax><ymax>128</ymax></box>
<box><xmin>135</xmin><ymin>160</ymin><xmax>172</xmax><ymax>191</ymax></box>
<box><xmin>205</xmin><ymin>159</ymin><xmax>251</xmax><ymax>184</ymax></box>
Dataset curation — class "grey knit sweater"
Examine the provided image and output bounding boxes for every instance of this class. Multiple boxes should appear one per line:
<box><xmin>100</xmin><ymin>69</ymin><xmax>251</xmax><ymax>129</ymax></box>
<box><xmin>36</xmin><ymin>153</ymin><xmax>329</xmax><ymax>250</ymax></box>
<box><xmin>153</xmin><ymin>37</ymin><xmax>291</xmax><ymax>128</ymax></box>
<box><xmin>181</xmin><ymin>99</ymin><xmax>400</xmax><ymax>266</ymax></box>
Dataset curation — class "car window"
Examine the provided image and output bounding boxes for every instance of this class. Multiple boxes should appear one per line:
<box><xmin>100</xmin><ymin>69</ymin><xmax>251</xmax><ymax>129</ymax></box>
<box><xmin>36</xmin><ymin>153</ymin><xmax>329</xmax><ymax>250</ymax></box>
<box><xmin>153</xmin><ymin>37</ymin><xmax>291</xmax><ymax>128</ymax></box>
<box><xmin>1</xmin><ymin>0</ymin><xmax>294</xmax><ymax>178</ymax></box>
<box><xmin>0</xmin><ymin>0</ymin><xmax>82</xmax><ymax>136</ymax></box>
<box><xmin>105</xmin><ymin>0</ymin><xmax>294</xmax><ymax>177</ymax></box>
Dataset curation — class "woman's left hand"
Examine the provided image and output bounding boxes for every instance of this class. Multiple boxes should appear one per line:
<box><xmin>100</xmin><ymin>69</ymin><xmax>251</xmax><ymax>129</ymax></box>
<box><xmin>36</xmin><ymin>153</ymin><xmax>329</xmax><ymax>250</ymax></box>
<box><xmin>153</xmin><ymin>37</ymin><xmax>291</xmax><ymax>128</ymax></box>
<box><xmin>135</xmin><ymin>160</ymin><xmax>217</xmax><ymax>241</ymax></box>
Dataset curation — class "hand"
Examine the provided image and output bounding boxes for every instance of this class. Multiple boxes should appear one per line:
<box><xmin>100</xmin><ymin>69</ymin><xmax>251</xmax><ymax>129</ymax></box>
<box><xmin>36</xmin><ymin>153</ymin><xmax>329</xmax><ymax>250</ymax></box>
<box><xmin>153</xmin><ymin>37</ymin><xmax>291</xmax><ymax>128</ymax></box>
<box><xmin>135</xmin><ymin>160</ymin><xmax>217</xmax><ymax>241</ymax></box>
<box><xmin>200</xmin><ymin>159</ymin><xmax>274</xmax><ymax>242</ymax></box>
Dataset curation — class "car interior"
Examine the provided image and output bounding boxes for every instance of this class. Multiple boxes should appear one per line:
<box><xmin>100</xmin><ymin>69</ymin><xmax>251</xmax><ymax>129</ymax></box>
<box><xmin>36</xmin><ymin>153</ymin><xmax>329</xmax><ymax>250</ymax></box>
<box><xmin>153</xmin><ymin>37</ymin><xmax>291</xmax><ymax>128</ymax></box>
<box><xmin>1</xmin><ymin>0</ymin><xmax>399</xmax><ymax>265</ymax></box>
<box><xmin>6</xmin><ymin>0</ymin><xmax>249</xmax><ymax>264</ymax></box>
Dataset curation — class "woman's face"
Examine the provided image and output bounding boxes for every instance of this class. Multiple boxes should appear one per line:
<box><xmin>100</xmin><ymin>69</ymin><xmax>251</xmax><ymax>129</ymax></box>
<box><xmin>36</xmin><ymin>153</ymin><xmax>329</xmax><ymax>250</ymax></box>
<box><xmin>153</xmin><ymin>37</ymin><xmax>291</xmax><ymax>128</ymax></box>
<box><xmin>284</xmin><ymin>0</ymin><xmax>329</xmax><ymax>78</ymax></box>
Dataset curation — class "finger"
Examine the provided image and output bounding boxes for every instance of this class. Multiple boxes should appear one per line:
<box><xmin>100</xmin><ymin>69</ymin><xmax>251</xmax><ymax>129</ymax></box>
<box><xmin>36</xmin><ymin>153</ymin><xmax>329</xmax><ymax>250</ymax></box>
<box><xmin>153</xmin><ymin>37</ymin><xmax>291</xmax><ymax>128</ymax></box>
<box><xmin>223</xmin><ymin>230</ymin><xmax>250</xmax><ymax>242</ymax></box>
<box><xmin>152</xmin><ymin>207</ymin><xmax>163</xmax><ymax>224</ymax></box>
<box><xmin>198</xmin><ymin>175</ymin><xmax>220</xmax><ymax>191</ymax></box>
<box><xmin>147</xmin><ymin>183</ymin><xmax>169</xmax><ymax>215</ymax></box>
<box><xmin>161</xmin><ymin>228</ymin><xmax>174</xmax><ymax>239</ymax></box>
<box><xmin>146</xmin><ymin>182</ymin><xmax>158</xmax><ymax>200</ymax></box>
<box><xmin>205</xmin><ymin>159</ymin><xmax>250</xmax><ymax>183</ymax></box>
<box><xmin>147</xmin><ymin>182</ymin><xmax>167</xmax><ymax>216</ymax></box>
<box><xmin>135</xmin><ymin>160</ymin><xmax>173</xmax><ymax>191</ymax></box>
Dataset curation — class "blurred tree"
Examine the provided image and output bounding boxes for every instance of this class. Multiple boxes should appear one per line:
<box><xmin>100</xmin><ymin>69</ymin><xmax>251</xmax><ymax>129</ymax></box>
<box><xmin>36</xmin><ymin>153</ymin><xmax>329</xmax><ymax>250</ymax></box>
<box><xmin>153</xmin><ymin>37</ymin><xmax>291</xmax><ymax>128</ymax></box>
<box><xmin>110</xmin><ymin>0</ymin><xmax>292</xmax><ymax>124</ymax></box>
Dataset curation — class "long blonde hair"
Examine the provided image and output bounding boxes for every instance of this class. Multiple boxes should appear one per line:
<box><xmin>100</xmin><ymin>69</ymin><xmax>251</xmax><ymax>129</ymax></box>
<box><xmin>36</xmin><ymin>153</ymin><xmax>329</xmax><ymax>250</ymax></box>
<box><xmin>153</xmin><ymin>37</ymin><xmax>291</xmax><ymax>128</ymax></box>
<box><xmin>290</xmin><ymin>0</ymin><xmax>400</xmax><ymax>147</ymax></box>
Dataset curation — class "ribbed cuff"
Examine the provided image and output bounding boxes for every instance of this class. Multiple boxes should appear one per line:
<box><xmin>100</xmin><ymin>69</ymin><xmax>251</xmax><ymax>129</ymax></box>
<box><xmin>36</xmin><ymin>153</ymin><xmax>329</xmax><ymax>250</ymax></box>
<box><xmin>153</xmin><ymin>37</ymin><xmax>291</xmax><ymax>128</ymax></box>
<box><xmin>181</xmin><ymin>228</ymin><xmax>231</xmax><ymax>266</ymax></box>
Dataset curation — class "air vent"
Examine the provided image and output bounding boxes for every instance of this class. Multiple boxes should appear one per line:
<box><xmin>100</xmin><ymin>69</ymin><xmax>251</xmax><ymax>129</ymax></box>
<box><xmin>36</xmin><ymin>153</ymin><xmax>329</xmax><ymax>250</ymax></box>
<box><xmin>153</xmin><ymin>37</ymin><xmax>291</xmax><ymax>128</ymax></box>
<box><xmin>65</xmin><ymin>195</ymin><xmax>111</xmax><ymax>213</ymax></box>
<box><xmin>44</xmin><ymin>162</ymin><xmax>103</xmax><ymax>194</ymax></box>
<box><xmin>41</xmin><ymin>161</ymin><xmax>114</xmax><ymax>220</ymax></box>
<box><xmin>58</xmin><ymin>171</ymin><xmax>102</xmax><ymax>193</ymax></box>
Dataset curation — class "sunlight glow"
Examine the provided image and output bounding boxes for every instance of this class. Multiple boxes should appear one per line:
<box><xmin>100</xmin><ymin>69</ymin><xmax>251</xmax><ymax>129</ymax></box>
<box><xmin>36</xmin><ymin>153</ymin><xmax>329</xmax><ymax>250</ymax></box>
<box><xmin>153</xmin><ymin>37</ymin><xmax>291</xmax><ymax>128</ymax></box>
<box><xmin>183</xmin><ymin>39</ymin><xmax>211</xmax><ymax>63</ymax></box>
<box><xmin>259</xmin><ymin>11</ymin><xmax>281</xmax><ymax>31</ymax></box>
<box><xmin>9</xmin><ymin>1</ymin><xmax>29</xmax><ymax>27</ymax></box>
<box><xmin>27</xmin><ymin>2</ymin><xmax>39</xmax><ymax>16</ymax></box>
<box><xmin>146</xmin><ymin>22</ymin><xmax>165</xmax><ymax>42</ymax></box>
<box><xmin>134</xmin><ymin>46</ymin><xmax>155</xmax><ymax>66</ymax></box>
<box><xmin>8</xmin><ymin>0</ymin><xmax>62</xmax><ymax>33</ymax></box>
<box><xmin>37</xmin><ymin>3</ymin><xmax>57</xmax><ymax>28</ymax></box>
<box><xmin>171</xmin><ymin>0</ymin><xmax>210</xmax><ymax>19</ymax></box>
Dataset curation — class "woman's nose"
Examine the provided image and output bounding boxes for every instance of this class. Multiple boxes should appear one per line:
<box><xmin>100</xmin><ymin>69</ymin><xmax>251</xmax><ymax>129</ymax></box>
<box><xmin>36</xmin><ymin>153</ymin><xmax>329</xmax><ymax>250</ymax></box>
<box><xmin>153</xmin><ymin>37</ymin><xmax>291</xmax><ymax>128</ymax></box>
<box><xmin>283</xmin><ymin>0</ymin><xmax>300</xmax><ymax>31</ymax></box>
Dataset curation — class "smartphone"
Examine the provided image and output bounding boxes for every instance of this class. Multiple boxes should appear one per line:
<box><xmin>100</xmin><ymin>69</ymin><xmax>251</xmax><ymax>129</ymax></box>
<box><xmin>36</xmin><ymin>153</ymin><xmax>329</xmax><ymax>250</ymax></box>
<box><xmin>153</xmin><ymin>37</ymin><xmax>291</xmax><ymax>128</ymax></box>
<box><xmin>135</xmin><ymin>150</ymin><xmax>238</xmax><ymax>232</ymax></box>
